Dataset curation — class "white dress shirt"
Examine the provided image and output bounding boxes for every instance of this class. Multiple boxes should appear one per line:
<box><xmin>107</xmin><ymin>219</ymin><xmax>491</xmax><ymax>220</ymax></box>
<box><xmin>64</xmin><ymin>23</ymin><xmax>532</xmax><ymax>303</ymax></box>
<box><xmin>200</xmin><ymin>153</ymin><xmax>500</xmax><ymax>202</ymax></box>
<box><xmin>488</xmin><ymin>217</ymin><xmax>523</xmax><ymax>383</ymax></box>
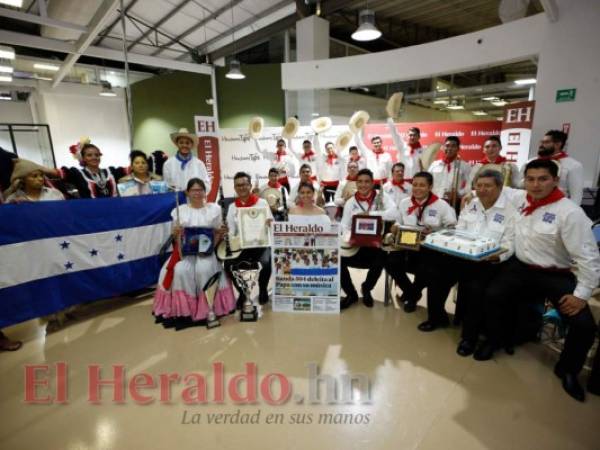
<box><xmin>510</xmin><ymin>189</ymin><xmax>600</xmax><ymax>300</ymax></box>
<box><xmin>341</xmin><ymin>191</ymin><xmax>398</xmax><ymax>235</ymax></box>
<box><xmin>396</xmin><ymin>196</ymin><xmax>457</xmax><ymax>231</ymax></box>
<box><xmin>313</xmin><ymin>134</ymin><xmax>341</xmax><ymax>183</ymax></box>
<box><xmin>382</xmin><ymin>180</ymin><xmax>412</xmax><ymax>207</ymax></box>
<box><xmin>289</xmin><ymin>138</ymin><xmax>319</xmax><ymax>179</ymax></box>
<box><xmin>254</xmin><ymin>139</ymin><xmax>298</xmax><ymax>179</ymax></box>
<box><xmin>163</xmin><ymin>156</ymin><xmax>211</xmax><ymax>194</ymax></box>
<box><xmin>387</xmin><ymin>118</ymin><xmax>423</xmax><ymax>178</ymax></box>
<box><xmin>355</xmin><ymin>129</ymin><xmax>393</xmax><ymax>182</ymax></box>
<box><xmin>428</xmin><ymin>158</ymin><xmax>471</xmax><ymax>199</ymax></box>
<box><xmin>457</xmin><ymin>190</ymin><xmax>517</xmax><ymax>262</ymax></box>
<box><xmin>226</xmin><ymin>197</ymin><xmax>273</xmax><ymax>237</ymax></box>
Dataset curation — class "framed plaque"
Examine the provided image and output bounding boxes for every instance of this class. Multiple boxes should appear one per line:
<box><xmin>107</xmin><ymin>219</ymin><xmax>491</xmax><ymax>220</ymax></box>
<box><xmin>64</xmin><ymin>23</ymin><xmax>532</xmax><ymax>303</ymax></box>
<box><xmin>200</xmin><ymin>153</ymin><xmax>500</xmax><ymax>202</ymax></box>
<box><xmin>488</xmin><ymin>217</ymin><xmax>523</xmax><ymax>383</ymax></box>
<box><xmin>350</xmin><ymin>214</ymin><xmax>383</xmax><ymax>248</ymax></box>
<box><xmin>182</xmin><ymin>227</ymin><xmax>214</xmax><ymax>256</ymax></box>
<box><xmin>393</xmin><ymin>226</ymin><xmax>423</xmax><ymax>251</ymax></box>
<box><xmin>238</xmin><ymin>206</ymin><xmax>272</xmax><ymax>248</ymax></box>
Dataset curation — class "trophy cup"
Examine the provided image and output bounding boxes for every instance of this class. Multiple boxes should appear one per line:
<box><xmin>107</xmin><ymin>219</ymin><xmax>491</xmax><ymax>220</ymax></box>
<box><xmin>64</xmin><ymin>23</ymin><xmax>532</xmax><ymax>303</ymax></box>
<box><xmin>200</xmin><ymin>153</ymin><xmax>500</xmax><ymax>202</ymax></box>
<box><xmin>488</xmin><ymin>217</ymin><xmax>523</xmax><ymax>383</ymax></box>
<box><xmin>232</xmin><ymin>261</ymin><xmax>262</xmax><ymax>322</ymax></box>
<box><xmin>203</xmin><ymin>272</ymin><xmax>221</xmax><ymax>329</ymax></box>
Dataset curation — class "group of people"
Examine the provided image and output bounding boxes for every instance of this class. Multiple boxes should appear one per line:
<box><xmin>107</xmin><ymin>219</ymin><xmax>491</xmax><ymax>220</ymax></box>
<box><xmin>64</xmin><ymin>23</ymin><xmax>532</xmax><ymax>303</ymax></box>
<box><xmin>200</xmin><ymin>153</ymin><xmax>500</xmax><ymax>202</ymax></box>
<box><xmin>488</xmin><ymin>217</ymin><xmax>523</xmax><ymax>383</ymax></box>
<box><xmin>1</xmin><ymin>118</ymin><xmax>598</xmax><ymax>404</ymax></box>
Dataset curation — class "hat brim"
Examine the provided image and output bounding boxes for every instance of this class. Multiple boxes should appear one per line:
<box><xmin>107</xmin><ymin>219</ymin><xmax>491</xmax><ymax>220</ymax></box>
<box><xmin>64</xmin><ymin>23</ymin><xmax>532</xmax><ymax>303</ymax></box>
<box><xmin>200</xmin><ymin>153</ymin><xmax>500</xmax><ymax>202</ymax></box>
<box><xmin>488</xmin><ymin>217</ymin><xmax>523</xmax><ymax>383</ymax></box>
<box><xmin>311</xmin><ymin>117</ymin><xmax>332</xmax><ymax>134</ymax></box>
<box><xmin>386</xmin><ymin>92</ymin><xmax>404</xmax><ymax>118</ymax></box>
<box><xmin>170</xmin><ymin>133</ymin><xmax>198</xmax><ymax>146</ymax></box>
<box><xmin>349</xmin><ymin>111</ymin><xmax>370</xmax><ymax>134</ymax></box>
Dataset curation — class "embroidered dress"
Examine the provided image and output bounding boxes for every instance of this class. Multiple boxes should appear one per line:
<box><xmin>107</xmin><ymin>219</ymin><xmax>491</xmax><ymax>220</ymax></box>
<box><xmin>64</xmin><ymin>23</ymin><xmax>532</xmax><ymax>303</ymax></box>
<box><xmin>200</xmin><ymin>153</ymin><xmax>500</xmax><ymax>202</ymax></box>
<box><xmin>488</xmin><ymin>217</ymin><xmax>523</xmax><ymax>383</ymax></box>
<box><xmin>153</xmin><ymin>203</ymin><xmax>235</xmax><ymax>322</ymax></box>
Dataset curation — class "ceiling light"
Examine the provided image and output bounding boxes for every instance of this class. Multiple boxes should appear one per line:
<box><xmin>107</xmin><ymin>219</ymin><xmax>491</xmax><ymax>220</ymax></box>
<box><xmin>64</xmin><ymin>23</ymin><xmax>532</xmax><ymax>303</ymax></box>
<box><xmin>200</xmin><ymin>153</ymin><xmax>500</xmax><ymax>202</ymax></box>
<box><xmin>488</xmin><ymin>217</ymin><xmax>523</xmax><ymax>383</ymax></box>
<box><xmin>482</xmin><ymin>96</ymin><xmax>499</xmax><ymax>101</ymax></box>
<box><xmin>312</xmin><ymin>112</ymin><xmax>320</xmax><ymax>116</ymax></box>
<box><xmin>436</xmin><ymin>88</ymin><xmax>448</xmax><ymax>92</ymax></box>
<box><xmin>472</xmin><ymin>111</ymin><xmax>488</xmax><ymax>116</ymax></box>
<box><xmin>99</xmin><ymin>81</ymin><xmax>116</xmax><ymax>97</ymax></box>
<box><xmin>514</xmin><ymin>78</ymin><xmax>537</xmax><ymax>85</ymax></box>
<box><xmin>446</xmin><ymin>104</ymin><xmax>465</xmax><ymax>110</ymax></box>
<box><xmin>225</xmin><ymin>59</ymin><xmax>245</xmax><ymax>80</ymax></box>
<box><xmin>433</xmin><ymin>99</ymin><xmax>449</xmax><ymax>105</ymax></box>
<box><xmin>0</xmin><ymin>65</ymin><xmax>14</xmax><ymax>74</ymax></box>
<box><xmin>491</xmin><ymin>100</ymin><xmax>508</xmax><ymax>106</ymax></box>
<box><xmin>0</xmin><ymin>94</ymin><xmax>11</xmax><ymax>101</ymax></box>
<box><xmin>351</xmin><ymin>9</ymin><xmax>382</xmax><ymax>42</ymax></box>
<box><xmin>0</xmin><ymin>75</ymin><xmax>12</xmax><ymax>82</ymax></box>
<box><xmin>0</xmin><ymin>0</ymin><xmax>23</xmax><ymax>7</ymax></box>
<box><xmin>34</xmin><ymin>63</ymin><xmax>60</xmax><ymax>72</ymax></box>
<box><xmin>0</xmin><ymin>46</ymin><xmax>15</xmax><ymax>60</ymax></box>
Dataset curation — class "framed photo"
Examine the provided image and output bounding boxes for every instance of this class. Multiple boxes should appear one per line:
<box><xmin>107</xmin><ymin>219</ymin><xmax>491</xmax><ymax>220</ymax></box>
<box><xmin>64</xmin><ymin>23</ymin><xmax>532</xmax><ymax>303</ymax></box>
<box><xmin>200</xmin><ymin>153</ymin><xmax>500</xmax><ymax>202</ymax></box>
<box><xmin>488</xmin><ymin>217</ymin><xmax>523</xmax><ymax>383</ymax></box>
<box><xmin>238</xmin><ymin>206</ymin><xmax>271</xmax><ymax>248</ymax></box>
<box><xmin>182</xmin><ymin>227</ymin><xmax>214</xmax><ymax>256</ymax></box>
<box><xmin>350</xmin><ymin>214</ymin><xmax>382</xmax><ymax>248</ymax></box>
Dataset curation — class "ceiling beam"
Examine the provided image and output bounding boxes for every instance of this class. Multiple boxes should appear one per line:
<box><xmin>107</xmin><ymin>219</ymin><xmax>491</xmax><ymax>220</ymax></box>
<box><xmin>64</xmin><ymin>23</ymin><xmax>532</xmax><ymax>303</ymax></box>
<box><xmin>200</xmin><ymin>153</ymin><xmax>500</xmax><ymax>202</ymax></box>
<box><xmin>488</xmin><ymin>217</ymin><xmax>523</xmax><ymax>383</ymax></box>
<box><xmin>0</xmin><ymin>7</ymin><xmax>88</xmax><ymax>33</ymax></box>
<box><xmin>0</xmin><ymin>28</ymin><xmax>212</xmax><ymax>75</ymax></box>
<box><xmin>95</xmin><ymin>0</ymin><xmax>139</xmax><ymax>46</ymax></box>
<box><xmin>127</xmin><ymin>0</ymin><xmax>194</xmax><ymax>51</ymax></box>
<box><xmin>52</xmin><ymin>0</ymin><xmax>120</xmax><ymax>88</ymax></box>
<box><xmin>151</xmin><ymin>0</ymin><xmax>245</xmax><ymax>57</ymax></box>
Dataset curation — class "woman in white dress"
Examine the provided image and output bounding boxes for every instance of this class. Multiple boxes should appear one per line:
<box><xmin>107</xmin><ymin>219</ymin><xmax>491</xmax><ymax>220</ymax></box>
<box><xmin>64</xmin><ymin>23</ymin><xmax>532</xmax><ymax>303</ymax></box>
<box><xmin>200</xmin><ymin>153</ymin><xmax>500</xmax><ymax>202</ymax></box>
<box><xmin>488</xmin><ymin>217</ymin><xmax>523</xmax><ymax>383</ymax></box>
<box><xmin>153</xmin><ymin>178</ymin><xmax>235</xmax><ymax>329</ymax></box>
<box><xmin>288</xmin><ymin>182</ymin><xmax>331</xmax><ymax>227</ymax></box>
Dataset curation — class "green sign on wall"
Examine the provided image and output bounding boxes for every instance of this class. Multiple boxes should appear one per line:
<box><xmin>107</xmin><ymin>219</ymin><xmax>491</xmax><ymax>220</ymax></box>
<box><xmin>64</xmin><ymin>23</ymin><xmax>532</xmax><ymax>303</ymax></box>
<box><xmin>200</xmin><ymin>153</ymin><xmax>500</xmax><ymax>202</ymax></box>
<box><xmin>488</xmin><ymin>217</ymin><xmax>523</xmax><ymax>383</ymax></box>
<box><xmin>556</xmin><ymin>88</ymin><xmax>576</xmax><ymax>103</ymax></box>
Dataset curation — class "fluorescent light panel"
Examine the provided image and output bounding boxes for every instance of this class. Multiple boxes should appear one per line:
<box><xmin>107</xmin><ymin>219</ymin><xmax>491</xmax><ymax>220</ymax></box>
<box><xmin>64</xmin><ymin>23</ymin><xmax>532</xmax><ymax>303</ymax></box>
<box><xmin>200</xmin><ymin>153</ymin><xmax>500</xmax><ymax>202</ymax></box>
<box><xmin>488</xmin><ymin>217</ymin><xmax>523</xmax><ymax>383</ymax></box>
<box><xmin>34</xmin><ymin>63</ymin><xmax>60</xmax><ymax>71</ymax></box>
<box><xmin>0</xmin><ymin>46</ymin><xmax>15</xmax><ymax>60</ymax></box>
<box><xmin>0</xmin><ymin>0</ymin><xmax>23</xmax><ymax>7</ymax></box>
<box><xmin>514</xmin><ymin>78</ymin><xmax>536</xmax><ymax>85</ymax></box>
<box><xmin>0</xmin><ymin>75</ymin><xmax>12</xmax><ymax>82</ymax></box>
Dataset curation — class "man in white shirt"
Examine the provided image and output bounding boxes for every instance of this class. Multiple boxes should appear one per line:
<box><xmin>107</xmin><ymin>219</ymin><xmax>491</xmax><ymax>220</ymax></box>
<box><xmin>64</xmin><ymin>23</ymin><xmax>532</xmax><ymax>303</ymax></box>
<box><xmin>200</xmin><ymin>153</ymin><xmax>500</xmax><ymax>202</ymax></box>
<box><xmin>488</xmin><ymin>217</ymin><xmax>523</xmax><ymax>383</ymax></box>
<box><xmin>221</xmin><ymin>172</ymin><xmax>273</xmax><ymax>306</ymax></box>
<box><xmin>289</xmin><ymin>164</ymin><xmax>320</xmax><ymax>205</ymax></box>
<box><xmin>355</xmin><ymin>130</ymin><xmax>393</xmax><ymax>188</ymax></box>
<box><xmin>340</xmin><ymin>169</ymin><xmax>397</xmax><ymax>309</ymax></box>
<box><xmin>382</xmin><ymin>162</ymin><xmax>412</xmax><ymax>207</ymax></box>
<box><xmin>334</xmin><ymin>161</ymin><xmax>359</xmax><ymax>208</ymax></box>
<box><xmin>418</xmin><ymin>170</ymin><xmax>516</xmax><ymax>352</ymax></box>
<box><xmin>289</xmin><ymin>139</ymin><xmax>318</xmax><ymax>180</ymax></box>
<box><xmin>257</xmin><ymin>167</ymin><xmax>288</xmax><ymax>221</ymax></box>
<box><xmin>469</xmin><ymin>135</ymin><xmax>520</xmax><ymax>188</ymax></box>
<box><xmin>384</xmin><ymin>171</ymin><xmax>456</xmax><ymax>312</ymax></box>
<box><xmin>339</xmin><ymin>145</ymin><xmax>367</xmax><ymax>179</ymax></box>
<box><xmin>523</xmin><ymin>129</ymin><xmax>584</xmax><ymax>204</ymax></box>
<box><xmin>254</xmin><ymin>138</ymin><xmax>298</xmax><ymax>192</ymax></box>
<box><xmin>388</xmin><ymin>119</ymin><xmax>424</xmax><ymax>178</ymax></box>
<box><xmin>163</xmin><ymin>128</ymin><xmax>211</xmax><ymax>193</ymax></box>
<box><xmin>428</xmin><ymin>136</ymin><xmax>470</xmax><ymax>211</ymax></box>
<box><xmin>476</xmin><ymin>158</ymin><xmax>599</xmax><ymax>402</ymax></box>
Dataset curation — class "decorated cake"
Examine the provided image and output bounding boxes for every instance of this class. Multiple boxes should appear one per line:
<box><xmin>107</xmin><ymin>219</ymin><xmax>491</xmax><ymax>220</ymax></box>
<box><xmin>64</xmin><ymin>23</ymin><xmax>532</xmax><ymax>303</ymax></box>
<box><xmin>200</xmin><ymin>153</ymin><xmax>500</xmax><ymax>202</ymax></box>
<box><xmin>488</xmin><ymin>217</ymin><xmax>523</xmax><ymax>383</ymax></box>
<box><xmin>423</xmin><ymin>229</ymin><xmax>500</xmax><ymax>260</ymax></box>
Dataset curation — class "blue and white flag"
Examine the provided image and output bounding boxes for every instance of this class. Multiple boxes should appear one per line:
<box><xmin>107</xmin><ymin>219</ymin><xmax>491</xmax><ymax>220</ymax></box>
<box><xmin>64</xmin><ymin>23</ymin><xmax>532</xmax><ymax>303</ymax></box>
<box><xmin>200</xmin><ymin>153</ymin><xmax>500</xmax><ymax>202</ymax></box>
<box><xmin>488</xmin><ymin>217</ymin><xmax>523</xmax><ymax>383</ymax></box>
<box><xmin>0</xmin><ymin>193</ymin><xmax>180</xmax><ymax>328</ymax></box>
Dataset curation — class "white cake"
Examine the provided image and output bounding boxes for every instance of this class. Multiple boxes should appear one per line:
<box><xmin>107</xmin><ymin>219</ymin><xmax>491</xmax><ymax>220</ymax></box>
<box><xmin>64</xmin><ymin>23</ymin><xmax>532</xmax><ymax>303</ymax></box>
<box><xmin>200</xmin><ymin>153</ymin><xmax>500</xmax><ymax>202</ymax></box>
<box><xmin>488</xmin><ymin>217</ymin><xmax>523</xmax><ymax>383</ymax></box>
<box><xmin>423</xmin><ymin>230</ymin><xmax>500</xmax><ymax>260</ymax></box>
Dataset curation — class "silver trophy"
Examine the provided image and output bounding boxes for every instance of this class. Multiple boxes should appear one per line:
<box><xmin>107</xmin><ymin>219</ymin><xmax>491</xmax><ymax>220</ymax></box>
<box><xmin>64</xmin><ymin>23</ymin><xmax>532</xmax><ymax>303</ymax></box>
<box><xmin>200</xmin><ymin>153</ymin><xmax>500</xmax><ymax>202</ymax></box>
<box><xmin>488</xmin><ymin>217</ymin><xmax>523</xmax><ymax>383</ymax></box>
<box><xmin>232</xmin><ymin>261</ymin><xmax>262</xmax><ymax>322</ymax></box>
<box><xmin>203</xmin><ymin>272</ymin><xmax>221</xmax><ymax>329</ymax></box>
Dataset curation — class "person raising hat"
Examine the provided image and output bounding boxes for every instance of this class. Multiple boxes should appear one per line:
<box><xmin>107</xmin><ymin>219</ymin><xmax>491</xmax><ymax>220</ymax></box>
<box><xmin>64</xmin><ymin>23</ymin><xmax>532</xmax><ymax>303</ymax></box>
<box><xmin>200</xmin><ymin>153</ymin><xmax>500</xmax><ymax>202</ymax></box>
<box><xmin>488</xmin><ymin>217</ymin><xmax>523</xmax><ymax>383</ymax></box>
<box><xmin>162</xmin><ymin>128</ymin><xmax>211</xmax><ymax>193</ymax></box>
<box><xmin>4</xmin><ymin>159</ymin><xmax>64</xmax><ymax>203</ymax></box>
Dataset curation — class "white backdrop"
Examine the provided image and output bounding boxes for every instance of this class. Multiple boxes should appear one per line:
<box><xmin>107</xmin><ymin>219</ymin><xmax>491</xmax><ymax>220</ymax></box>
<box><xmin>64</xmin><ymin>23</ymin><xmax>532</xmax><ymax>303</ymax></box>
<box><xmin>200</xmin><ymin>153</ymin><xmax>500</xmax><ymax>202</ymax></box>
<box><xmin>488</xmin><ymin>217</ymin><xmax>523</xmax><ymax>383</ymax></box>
<box><xmin>219</xmin><ymin>125</ymin><xmax>349</xmax><ymax>197</ymax></box>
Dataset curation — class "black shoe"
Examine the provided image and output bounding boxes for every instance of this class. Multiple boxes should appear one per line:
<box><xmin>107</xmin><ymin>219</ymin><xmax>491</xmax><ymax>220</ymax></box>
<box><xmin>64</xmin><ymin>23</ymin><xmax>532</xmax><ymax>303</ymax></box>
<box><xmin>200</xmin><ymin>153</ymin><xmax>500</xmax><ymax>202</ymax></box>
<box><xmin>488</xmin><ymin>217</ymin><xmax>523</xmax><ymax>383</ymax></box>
<box><xmin>504</xmin><ymin>345</ymin><xmax>515</xmax><ymax>355</ymax></box>
<box><xmin>473</xmin><ymin>340</ymin><xmax>498</xmax><ymax>361</ymax></box>
<box><xmin>259</xmin><ymin>292</ymin><xmax>269</xmax><ymax>305</ymax></box>
<box><xmin>403</xmin><ymin>301</ymin><xmax>417</xmax><ymax>313</ymax></box>
<box><xmin>554</xmin><ymin>362</ymin><xmax>585</xmax><ymax>402</ymax></box>
<box><xmin>361</xmin><ymin>288</ymin><xmax>374</xmax><ymax>307</ymax></box>
<box><xmin>456</xmin><ymin>339</ymin><xmax>476</xmax><ymax>357</ymax></box>
<box><xmin>417</xmin><ymin>318</ymin><xmax>449</xmax><ymax>332</ymax></box>
<box><xmin>340</xmin><ymin>295</ymin><xmax>358</xmax><ymax>310</ymax></box>
<box><xmin>587</xmin><ymin>378</ymin><xmax>600</xmax><ymax>396</ymax></box>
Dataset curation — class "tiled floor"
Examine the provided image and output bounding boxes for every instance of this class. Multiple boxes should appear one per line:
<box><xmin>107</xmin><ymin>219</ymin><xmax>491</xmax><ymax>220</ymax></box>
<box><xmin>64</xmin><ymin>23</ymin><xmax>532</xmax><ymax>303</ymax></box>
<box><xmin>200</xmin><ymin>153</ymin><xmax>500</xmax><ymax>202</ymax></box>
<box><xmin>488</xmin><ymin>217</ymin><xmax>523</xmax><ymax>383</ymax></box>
<box><xmin>1</xmin><ymin>274</ymin><xmax>599</xmax><ymax>450</ymax></box>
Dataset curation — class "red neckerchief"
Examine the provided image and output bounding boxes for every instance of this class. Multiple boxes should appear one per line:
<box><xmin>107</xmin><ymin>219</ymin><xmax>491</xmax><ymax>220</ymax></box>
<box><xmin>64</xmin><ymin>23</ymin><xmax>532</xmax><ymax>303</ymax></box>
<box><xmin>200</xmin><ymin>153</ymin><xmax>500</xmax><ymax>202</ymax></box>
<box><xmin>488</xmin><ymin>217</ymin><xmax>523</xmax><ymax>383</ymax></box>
<box><xmin>349</xmin><ymin>155</ymin><xmax>361</xmax><ymax>162</ymax></box>
<box><xmin>522</xmin><ymin>188</ymin><xmax>565</xmax><ymax>216</ymax></box>
<box><xmin>392</xmin><ymin>178</ymin><xmax>411</xmax><ymax>193</ymax></box>
<box><xmin>539</xmin><ymin>151</ymin><xmax>569</xmax><ymax>161</ymax></box>
<box><xmin>326</xmin><ymin>153</ymin><xmax>338</xmax><ymax>166</ymax></box>
<box><xmin>267</xmin><ymin>180</ymin><xmax>281</xmax><ymax>189</ymax></box>
<box><xmin>443</xmin><ymin>155</ymin><xmax>457</xmax><ymax>172</ymax></box>
<box><xmin>346</xmin><ymin>175</ymin><xmax>357</xmax><ymax>181</ymax></box>
<box><xmin>479</xmin><ymin>155</ymin><xmax>507</xmax><ymax>164</ymax></box>
<box><xmin>407</xmin><ymin>193</ymin><xmax>439</xmax><ymax>215</ymax></box>
<box><xmin>373</xmin><ymin>148</ymin><xmax>384</xmax><ymax>161</ymax></box>
<box><xmin>276</xmin><ymin>149</ymin><xmax>286</xmax><ymax>162</ymax></box>
<box><xmin>301</xmin><ymin>150</ymin><xmax>315</xmax><ymax>160</ymax></box>
<box><xmin>235</xmin><ymin>194</ymin><xmax>260</xmax><ymax>208</ymax></box>
<box><xmin>354</xmin><ymin>190</ymin><xmax>376</xmax><ymax>211</ymax></box>
<box><xmin>408</xmin><ymin>142</ymin><xmax>422</xmax><ymax>156</ymax></box>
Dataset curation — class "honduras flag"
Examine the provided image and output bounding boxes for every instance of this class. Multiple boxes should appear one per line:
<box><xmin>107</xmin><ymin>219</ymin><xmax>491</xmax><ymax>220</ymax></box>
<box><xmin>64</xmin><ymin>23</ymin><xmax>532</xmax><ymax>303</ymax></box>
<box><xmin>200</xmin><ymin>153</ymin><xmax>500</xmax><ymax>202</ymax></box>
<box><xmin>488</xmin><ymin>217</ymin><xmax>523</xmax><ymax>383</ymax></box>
<box><xmin>0</xmin><ymin>193</ymin><xmax>181</xmax><ymax>328</ymax></box>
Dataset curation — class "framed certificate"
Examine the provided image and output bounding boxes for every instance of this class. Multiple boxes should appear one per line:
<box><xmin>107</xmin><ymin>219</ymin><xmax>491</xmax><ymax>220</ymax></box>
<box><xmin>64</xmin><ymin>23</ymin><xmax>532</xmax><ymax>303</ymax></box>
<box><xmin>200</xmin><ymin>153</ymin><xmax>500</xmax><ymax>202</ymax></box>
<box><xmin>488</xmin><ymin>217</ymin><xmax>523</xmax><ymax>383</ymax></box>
<box><xmin>182</xmin><ymin>227</ymin><xmax>214</xmax><ymax>256</ymax></box>
<box><xmin>350</xmin><ymin>214</ymin><xmax>382</xmax><ymax>248</ymax></box>
<box><xmin>238</xmin><ymin>206</ymin><xmax>271</xmax><ymax>248</ymax></box>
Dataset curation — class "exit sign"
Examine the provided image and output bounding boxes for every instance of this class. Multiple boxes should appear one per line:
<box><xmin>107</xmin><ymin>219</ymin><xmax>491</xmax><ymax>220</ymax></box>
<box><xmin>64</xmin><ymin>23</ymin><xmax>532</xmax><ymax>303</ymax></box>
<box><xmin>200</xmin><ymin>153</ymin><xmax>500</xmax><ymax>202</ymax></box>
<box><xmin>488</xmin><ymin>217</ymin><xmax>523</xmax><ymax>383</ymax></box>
<box><xmin>556</xmin><ymin>88</ymin><xmax>576</xmax><ymax>103</ymax></box>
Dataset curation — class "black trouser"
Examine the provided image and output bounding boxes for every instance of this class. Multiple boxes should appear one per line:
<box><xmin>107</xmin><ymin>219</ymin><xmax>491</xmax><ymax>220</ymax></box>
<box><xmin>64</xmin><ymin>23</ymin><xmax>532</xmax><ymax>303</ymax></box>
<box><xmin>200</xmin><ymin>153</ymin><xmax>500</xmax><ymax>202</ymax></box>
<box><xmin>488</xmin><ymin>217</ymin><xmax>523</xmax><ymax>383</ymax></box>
<box><xmin>323</xmin><ymin>185</ymin><xmax>337</xmax><ymax>203</ymax></box>
<box><xmin>384</xmin><ymin>249</ymin><xmax>429</xmax><ymax>302</ymax></box>
<box><xmin>341</xmin><ymin>247</ymin><xmax>384</xmax><ymax>298</ymax></box>
<box><xmin>423</xmin><ymin>253</ymin><xmax>503</xmax><ymax>335</ymax></box>
<box><xmin>484</xmin><ymin>258</ymin><xmax>596</xmax><ymax>374</ymax></box>
<box><xmin>224</xmin><ymin>248</ymin><xmax>272</xmax><ymax>301</ymax></box>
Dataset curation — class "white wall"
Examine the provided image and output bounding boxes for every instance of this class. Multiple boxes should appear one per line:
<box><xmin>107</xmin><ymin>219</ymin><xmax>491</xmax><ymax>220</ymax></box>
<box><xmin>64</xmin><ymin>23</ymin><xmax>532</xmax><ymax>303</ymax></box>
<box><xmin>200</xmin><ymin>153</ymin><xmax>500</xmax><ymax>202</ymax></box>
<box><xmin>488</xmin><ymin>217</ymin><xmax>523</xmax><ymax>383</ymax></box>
<box><xmin>34</xmin><ymin>82</ymin><xmax>131</xmax><ymax>169</ymax></box>
<box><xmin>0</xmin><ymin>99</ymin><xmax>33</xmax><ymax>124</ymax></box>
<box><xmin>531</xmin><ymin>0</ymin><xmax>600</xmax><ymax>187</ymax></box>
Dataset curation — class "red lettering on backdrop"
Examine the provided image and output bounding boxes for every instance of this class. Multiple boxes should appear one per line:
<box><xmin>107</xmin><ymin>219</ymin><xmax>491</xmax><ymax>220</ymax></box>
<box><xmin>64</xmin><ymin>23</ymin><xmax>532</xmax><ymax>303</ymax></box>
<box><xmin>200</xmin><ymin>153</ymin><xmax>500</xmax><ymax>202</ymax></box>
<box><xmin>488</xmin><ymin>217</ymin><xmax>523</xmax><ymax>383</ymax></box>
<box><xmin>364</xmin><ymin>121</ymin><xmax>502</xmax><ymax>165</ymax></box>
